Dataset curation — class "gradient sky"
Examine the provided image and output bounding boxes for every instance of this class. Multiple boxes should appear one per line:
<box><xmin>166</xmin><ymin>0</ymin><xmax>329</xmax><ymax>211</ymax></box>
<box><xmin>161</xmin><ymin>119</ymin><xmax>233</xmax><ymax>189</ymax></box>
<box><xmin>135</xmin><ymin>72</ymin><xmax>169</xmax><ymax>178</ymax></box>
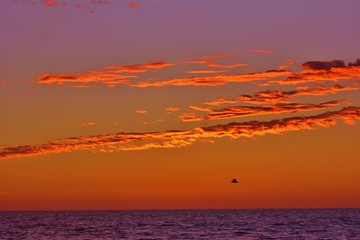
<box><xmin>1</xmin><ymin>0</ymin><xmax>360</xmax><ymax>210</ymax></box>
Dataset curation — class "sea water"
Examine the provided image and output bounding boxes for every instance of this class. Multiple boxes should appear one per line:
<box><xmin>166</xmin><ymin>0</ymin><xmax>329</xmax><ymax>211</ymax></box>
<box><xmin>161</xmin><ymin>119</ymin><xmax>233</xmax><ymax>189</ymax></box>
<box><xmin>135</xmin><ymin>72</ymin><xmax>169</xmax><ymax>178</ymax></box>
<box><xmin>0</xmin><ymin>209</ymin><xmax>359</xmax><ymax>239</ymax></box>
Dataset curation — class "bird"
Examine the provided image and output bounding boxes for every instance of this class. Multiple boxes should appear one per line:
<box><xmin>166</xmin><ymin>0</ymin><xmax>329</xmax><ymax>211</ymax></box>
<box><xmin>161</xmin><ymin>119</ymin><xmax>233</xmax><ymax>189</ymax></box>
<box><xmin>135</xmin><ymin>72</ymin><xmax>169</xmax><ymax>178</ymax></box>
<box><xmin>231</xmin><ymin>178</ymin><xmax>238</xmax><ymax>184</ymax></box>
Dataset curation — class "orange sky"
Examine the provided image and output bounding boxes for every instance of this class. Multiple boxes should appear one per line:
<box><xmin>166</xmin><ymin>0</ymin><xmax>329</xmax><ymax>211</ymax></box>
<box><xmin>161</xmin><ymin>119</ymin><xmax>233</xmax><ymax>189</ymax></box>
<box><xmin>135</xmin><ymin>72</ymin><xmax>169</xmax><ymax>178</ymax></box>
<box><xmin>0</xmin><ymin>0</ymin><xmax>360</xmax><ymax>210</ymax></box>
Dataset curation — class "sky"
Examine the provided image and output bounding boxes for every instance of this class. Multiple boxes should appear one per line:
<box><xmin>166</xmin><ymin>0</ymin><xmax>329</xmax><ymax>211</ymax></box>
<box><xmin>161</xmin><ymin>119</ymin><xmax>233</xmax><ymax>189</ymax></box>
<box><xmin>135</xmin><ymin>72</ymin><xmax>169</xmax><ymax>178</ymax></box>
<box><xmin>0</xmin><ymin>0</ymin><xmax>360</xmax><ymax>210</ymax></box>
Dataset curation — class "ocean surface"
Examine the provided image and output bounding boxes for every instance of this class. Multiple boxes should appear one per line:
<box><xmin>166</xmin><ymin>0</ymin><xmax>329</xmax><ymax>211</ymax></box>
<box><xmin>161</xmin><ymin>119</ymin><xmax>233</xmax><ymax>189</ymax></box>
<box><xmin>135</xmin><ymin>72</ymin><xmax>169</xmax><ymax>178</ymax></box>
<box><xmin>0</xmin><ymin>209</ymin><xmax>359</xmax><ymax>239</ymax></box>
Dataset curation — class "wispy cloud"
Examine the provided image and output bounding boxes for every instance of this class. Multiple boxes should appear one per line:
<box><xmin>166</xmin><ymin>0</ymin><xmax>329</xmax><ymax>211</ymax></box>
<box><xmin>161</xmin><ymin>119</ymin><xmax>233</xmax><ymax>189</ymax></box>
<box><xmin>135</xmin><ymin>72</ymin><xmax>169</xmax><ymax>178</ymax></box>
<box><xmin>1</xmin><ymin>107</ymin><xmax>359</xmax><ymax>160</ymax></box>
<box><xmin>180</xmin><ymin>101</ymin><xmax>344</xmax><ymax>122</ymax></box>
<box><xmin>132</xmin><ymin>70</ymin><xmax>290</xmax><ymax>87</ymax></box>
<box><xmin>250</xmin><ymin>49</ymin><xmax>273</xmax><ymax>53</ymax></box>
<box><xmin>35</xmin><ymin>57</ymin><xmax>360</xmax><ymax>88</ymax></box>
<box><xmin>136</xmin><ymin>110</ymin><xmax>147</xmax><ymax>114</ymax></box>
<box><xmin>268</xmin><ymin>60</ymin><xmax>360</xmax><ymax>85</ymax></box>
<box><xmin>186</xmin><ymin>70</ymin><xmax>229</xmax><ymax>74</ymax></box>
<box><xmin>183</xmin><ymin>52</ymin><xmax>247</xmax><ymax>69</ymax></box>
<box><xmin>165</xmin><ymin>106</ymin><xmax>180</xmax><ymax>113</ymax></box>
<box><xmin>203</xmin><ymin>84</ymin><xmax>358</xmax><ymax>106</ymax></box>
<box><xmin>82</xmin><ymin>122</ymin><xmax>96</xmax><ymax>126</ymax></box>
<box><xmin>37</xmin><ymin>61</ymin><xmax>175</xmax><ymax>88</ymax></box>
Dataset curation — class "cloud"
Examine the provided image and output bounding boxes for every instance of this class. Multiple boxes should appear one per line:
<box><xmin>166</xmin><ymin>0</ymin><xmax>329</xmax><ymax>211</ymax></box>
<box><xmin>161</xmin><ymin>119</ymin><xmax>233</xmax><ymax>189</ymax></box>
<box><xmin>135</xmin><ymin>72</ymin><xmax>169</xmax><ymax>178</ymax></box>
<box><xmin>180</xmin><ymin>101</ymin><xmax>344</xmax><ymax>122</ymax></box>
<box><xmin>188</xmin><ymin>105</ymin><xmax>211</xmax><ymax>112</ymax></box>
<box><xmin>38</xmin><ymin>72</ymin><xmax>134</xmax><ymax>88</ymax></box>
<box><xmin>202</xmin><ymin>97</ymin><xmax>240</xmax><ymax>106</ymax></box>
<box><xmin>165</xmin><ymin>106</ymin><xmax>180</xmax><ymax>112</ymax></box>
<box><xmin>186</xmin><ymin>70</ymin><xmax>229</xmax><ymax>74</ymax></box>
<box><xmin>82</xmin><ymin>122</ymin><xmax>96</xmax><ymax>126</ymax></box>
<box><xmin>1</xmin><ymin>107</ymin><xmax>359</xmax><ymax>159</ymax></box>
<box><xmin>183</xmin><ymin>52</ymin><xmax>247</xmax><ymax>69</ymax></box>
<box><xmin>37</xmin><ymin>61</ymin><xmax>175</xmax><ymax>87</ymax></box>
<box><xmin>132</xmin><ymin>70</ymin><xmax>290</xmax><ymax>87</ymax></box>
<box><xmin>348</xmin><ymin>59</ymin><xmax>360</xmax><ymax>67</ymax></box>
<box><xmin>126</xmin><ymin>1</ymin><xmax>141</xmax><ymax>9</ymax></box>
<box><xmin>268</xmin><ymin>64</ymin><xmax>360</xmax><ymax>86</ymax></box>
<box><xmin>35</xmin><ymin>57</ymin><xmax>360</xmax><ymax>88</ymax></box>
<box><xmin>107</xmin><ymin>62</ymin><xmax>175</xmax><ymax>73</ymax></box>
<box><xmin>136</xmin><ymin>110</ymin><xmax>147</xmax><ymax>114</ymax></box>
<box><xmin>41</xmin><ymin>0</ymin><xmax>64</xmax><ymax>6</ymax></box>
<box><xmin>236</xmin><ymin>84</ymin><xmax>359</xmax><ymax>105</ymax></box>
<box><xmin>278</xmin><ymin>59</ymin><xmax>296</xmax><ymax>70</ymax></box>
<box><xmin>302</xmin><ymin>60</ymin><xmax>346</xmax><ymax>70</ymax></box>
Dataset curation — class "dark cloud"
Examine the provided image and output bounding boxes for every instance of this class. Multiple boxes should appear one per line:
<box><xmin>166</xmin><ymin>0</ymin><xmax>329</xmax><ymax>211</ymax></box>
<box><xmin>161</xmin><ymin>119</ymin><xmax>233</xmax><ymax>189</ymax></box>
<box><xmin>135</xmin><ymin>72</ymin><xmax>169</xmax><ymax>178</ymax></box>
<box><xmin>302</xmin><ymin>60</ymin><xmax>345</xmax><ymax>70</ymax></box>
<box><xmin>348</xmin><ymin>59</ymin><xmax>360</xmax><ymax>67</ymax></box>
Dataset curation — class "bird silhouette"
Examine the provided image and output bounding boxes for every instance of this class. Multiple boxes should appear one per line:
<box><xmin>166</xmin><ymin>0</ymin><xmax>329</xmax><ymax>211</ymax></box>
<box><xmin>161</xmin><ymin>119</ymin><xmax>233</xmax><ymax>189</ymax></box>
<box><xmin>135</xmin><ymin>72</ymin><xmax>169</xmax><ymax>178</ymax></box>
<box><xmin>231</xmin><ymin>178</ymin><xmax>238</xmax><ymax>184</ymax></box>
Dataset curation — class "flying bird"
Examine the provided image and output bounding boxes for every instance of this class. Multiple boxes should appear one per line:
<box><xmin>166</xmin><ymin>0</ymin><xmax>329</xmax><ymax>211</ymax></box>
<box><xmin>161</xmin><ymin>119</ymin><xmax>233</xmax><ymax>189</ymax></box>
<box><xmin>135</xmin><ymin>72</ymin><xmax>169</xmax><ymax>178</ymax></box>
<box><xmin>231</xmin><ymin>179</ymin><xmax>238</xmax><ymax>184</ymax></box>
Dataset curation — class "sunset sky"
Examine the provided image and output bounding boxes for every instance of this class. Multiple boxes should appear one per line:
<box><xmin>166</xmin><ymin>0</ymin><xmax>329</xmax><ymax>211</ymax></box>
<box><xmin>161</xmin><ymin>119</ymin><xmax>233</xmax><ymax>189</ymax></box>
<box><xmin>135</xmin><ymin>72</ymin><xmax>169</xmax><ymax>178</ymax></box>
<box><xmin>1</xmin><ymin>0</ymin><xmax>360</xmax><ymax>210</ymax></box>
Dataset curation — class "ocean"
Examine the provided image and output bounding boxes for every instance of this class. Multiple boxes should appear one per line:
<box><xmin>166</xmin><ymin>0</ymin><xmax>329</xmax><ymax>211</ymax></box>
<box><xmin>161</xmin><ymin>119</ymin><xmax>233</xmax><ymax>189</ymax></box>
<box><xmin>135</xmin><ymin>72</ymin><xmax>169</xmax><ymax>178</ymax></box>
<box><xmin>0</xmin><ymin>209</ymin><xmax>359</xmax><ymax>239</ymax></box>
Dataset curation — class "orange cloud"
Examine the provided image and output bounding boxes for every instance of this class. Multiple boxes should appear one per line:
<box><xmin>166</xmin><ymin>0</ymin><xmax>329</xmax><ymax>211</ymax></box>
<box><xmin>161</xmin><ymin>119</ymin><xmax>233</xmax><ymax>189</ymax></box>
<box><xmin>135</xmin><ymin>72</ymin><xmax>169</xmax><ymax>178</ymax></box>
<box><xmin>239</xmin><ymin>84</ymin><xmax>359</xmax><ymax>105</ymax></box>
<box><xmin>37</xmin><ymin>61</ymin><xmax>175</xmax><ymax>87</ymax></box>
<box><xmin>269</xmin><ymin>65</ymin><xmax>360</xmax><ymax>86</ymax></box>
<box><xmin>136</xmin><ymin>110</ymin><xmax>147</xmax><ymax>114</ymax></box>
<box><xmin>278</xmin><ymin>59</ymin><xmax>296</xmax><ymax>70</ymax></box>
<box><xmin>133</xmin><ymin>70</ymin><xmax>290</xmax><ymax>87</ymax></box>
<box><xmin>126</xmin><ymin>1</ymin><xmax>140</xmax><ymax>9</ymax></box>
<box><xmin>203</xmin><ymin>84</ymin><xmax>358</xmax><ymax>106</ymax></box>
<box><xmin>107</xmin><ymin>61</ymin><xmax>175</xmax><ymax>73</ymax></box>
<box><xmin>165</xmin><ymin>106</ymin><xmax>180</xmax><ymax>112</ymax></box>
<box><xmin>82</xmin><ymin>122</ymin><xmax>96</xmax><ymax>126</ymax></box>
<box><xmin>1</xmin><ymin>107</ymin><xmax>359</xmax><ymax>159</ymax></box>
<box><xmin>184</xmin><ymin>52</ymin><xmax>247</xmax><ymax>69</ymax></box>
<box><xmin>181</xmin><ymin>101</ymin><xmax>344</xmax><ymax>122</ymax></box>
<box><xmin>38</xmin><ymin>72</ymin><xmax>134</xmax><ymax>88</ymax></box>
<box><xmin>186</xmin><ymin>70</ymin><xmax>229</xmax><ymax>74</ymax></box>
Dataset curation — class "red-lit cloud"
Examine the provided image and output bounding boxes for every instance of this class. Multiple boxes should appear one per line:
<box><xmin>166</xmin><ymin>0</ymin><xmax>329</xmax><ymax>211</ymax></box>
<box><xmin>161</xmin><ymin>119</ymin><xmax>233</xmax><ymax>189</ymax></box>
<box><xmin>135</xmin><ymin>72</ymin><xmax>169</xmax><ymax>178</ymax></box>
<box><xmin>82</xmin><ymin>122</ymin><xmax>96</xmax><ymax>126</ymax></box>
<box><xmin>180</xmin><ymin>101</ymin><xmax>344</xmax><ymax>122</ymax></box>
<box><xmin>203</xmin><ymin>84</ymin><xmax>358</xmax><ymax>106</ymax></box>
<box><xmin>268</xmin><ymin>62</ymin><xmax>360</xmax><ymax>86</ymax></box>
<box><xmin>136</xmin><ymin>110</ymin><xmax>147</xmax><ymax>114</ymax></box>
<box><xmin>242</xmin><ymin>85</ymin><xmax>358</xmax><ymax>104</ymax></box>
<box><xmin>126</xmin><ymin>1</ymin><xmax>141</xmax><ymax>9</ymax></box>
<box><xmin>106</xmin><ymin>62</ymin><xmax>175</xmax><ymax>73</ymax></box>
<box><xmin>37</xmin><ymin>61</ymin><xmax>175</xmax><ymax>87</ymax></box>
<box><xmin>166</xmin><ymin>106</ymin><xmax>180</xmax><ymax>112</ymax></box>
<box><xmin>132</xmin><ymin>70</ymin><xmax>290</xmax><ymax>87</ymax></box>
<box><xmin>183</xmin><ymin>52</ymin><xmax>247</xmax><ymax>69</ymax></box>
<box><xmin>35</xmin><ymin>57</ymin><xmax>360</xmax><ymax>88</ymax></box>
<box><xmin>41</xmin><ymin>0</ymin><xmax>64</xmax><ymax>6</ymax></box>
<box><xmin>186</xmin><ymin>70</ymin><xmax>229</xmax><ymax>74</ymax></box>
<box><xmin>250</xmin><ymin>49</ymin><xmax>273</xmax><ymax>53</ymax></box>
<box><xmin>1</xmin><ymin>107</ymin><xmax>359</xmax><ymax>160</ymax></box>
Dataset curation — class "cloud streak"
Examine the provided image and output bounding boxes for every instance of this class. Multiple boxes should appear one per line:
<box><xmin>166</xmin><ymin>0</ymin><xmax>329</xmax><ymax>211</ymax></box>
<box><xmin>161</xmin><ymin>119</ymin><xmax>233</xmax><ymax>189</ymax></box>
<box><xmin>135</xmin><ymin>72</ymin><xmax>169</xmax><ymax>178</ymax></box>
<box><xmin>35</xmin><ymin>57</ymin><xmax>360</xmax><ymax>88</ymax></box>
<box><xmin>37</xmin><ymin>61</ymin><xmax>175</xmax><ymax>87</ymax></box>
<box><xmin>180</xmin><ymin>101</ymin><xmax>344</xmax><ymax>122</ymax></box>
<box><xmin>132</xmin><ymin>70</ymin><xmax>290</xmax><ymax>87</ymax></box>
<box><xmin>203</xmin><ymin>84</ymin><xmax>358</xmax><ymax>106</ymax></box>
<box><xmin>1</xmin><ymin>107</ymin><xmax>359</xmax><ymax>160</ymax></box>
